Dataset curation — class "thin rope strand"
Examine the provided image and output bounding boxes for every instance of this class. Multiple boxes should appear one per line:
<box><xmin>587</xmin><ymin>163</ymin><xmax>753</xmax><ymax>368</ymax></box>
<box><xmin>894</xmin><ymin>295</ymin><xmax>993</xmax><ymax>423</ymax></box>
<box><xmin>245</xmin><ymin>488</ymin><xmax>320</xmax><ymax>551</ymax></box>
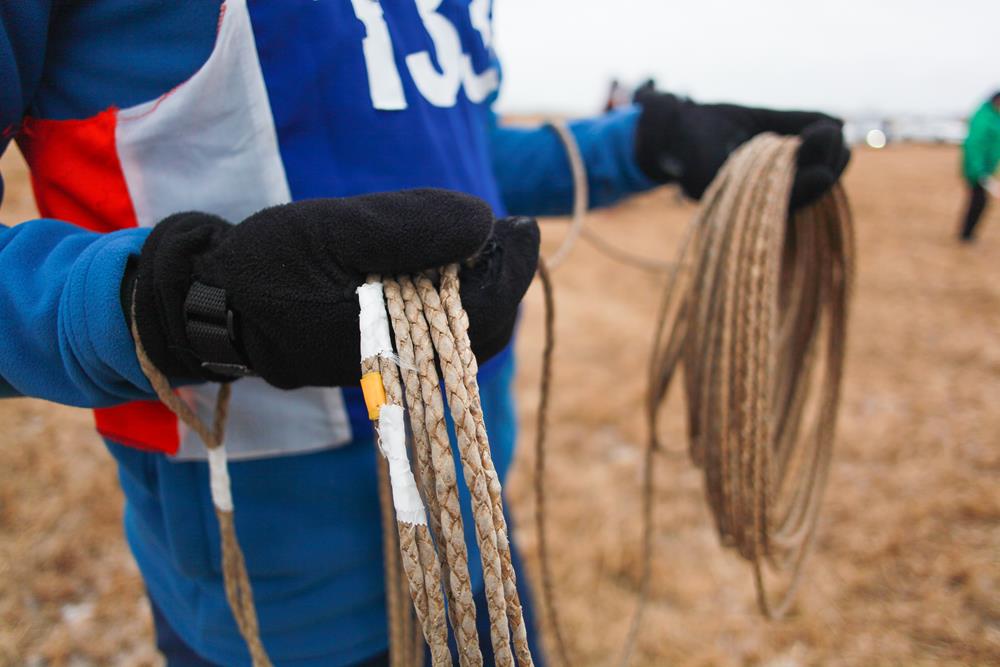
<box><xmin>414</xmin><ymin>273</ymin><xmax>516</xmax><ymax>667</ymax></box>
<box><xmin>131</xmin><ymin>307</ymin><xmax>272</xmax><ymax>667</ymax></box>
<box><xmin>397</xmin><ymin>275</ymin><xmax>484</xmax><ymax>667</ymax></box>
<box><xmin>439</xmin><ymin>264</ymin><xmax>534</xmax><ymax>667</ymax></box>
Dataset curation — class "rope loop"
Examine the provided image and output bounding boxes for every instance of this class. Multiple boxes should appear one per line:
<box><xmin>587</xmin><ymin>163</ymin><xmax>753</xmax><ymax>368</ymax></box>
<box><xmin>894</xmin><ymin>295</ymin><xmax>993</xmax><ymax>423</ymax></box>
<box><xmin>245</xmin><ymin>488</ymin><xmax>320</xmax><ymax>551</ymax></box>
<box><xmin>530</xmin><ymin>131</ymin><xmax>854</xmax><ymax>667</ymax></box>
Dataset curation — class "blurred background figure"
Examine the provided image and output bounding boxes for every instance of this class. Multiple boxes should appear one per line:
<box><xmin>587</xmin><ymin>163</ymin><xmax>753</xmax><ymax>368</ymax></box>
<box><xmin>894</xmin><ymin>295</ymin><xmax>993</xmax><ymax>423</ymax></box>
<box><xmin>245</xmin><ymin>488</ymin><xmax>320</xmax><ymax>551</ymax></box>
<box><xmin>603</xmin><ymin>78</ymin><xmax>631</xmax><ymax>112</ymax></box>
<box><xmin>959</xmin><ymin>91</ymin><xmax>1000</xmax><ymax>242</ymax></box>
<box><xmin>633</xmin><ymin>78</ymin><xmax>657</xmax><ymax>104</ymax></box>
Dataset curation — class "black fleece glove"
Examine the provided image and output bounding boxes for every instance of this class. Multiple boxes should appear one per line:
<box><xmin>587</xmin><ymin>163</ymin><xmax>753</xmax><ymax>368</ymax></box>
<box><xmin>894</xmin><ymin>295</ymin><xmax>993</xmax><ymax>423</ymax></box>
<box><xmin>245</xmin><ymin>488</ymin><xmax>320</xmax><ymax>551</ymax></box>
<box><xmin>126</xmin><ymin>189</ymin><xmax>540</xmax><ymax>389</ymax></box>
<box><xmin>634</xmin><ymin>90</ymin><xmax>850</xmax><ymax>209</ymax></box>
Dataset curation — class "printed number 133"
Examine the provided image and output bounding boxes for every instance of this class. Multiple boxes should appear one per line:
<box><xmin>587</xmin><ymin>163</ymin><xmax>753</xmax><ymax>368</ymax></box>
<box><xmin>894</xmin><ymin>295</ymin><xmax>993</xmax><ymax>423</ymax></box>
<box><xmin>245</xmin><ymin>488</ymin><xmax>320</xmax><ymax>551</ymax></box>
<box><xmin>350</xmin><ymin>0</ymin><xmax>498</xmax><ymax>110</ymax></box>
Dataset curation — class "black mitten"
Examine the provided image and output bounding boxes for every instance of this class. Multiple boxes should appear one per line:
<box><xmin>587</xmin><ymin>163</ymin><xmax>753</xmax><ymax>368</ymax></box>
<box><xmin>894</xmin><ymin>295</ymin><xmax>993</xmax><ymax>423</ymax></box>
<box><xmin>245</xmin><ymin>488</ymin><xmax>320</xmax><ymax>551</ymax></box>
<box><xmin>634</xmin><ymin>91</ymin><xmax>850</xmax><ymax>209</ymax></box>
<box><xmin>127</xmin><ymin>189</ymin><xmax>539</xmax><ymax>389</ymax></box>
<box><xmin>457</xmin><ymin>216</ymin><xmax>540</xmax><ymax>365</ymax></box>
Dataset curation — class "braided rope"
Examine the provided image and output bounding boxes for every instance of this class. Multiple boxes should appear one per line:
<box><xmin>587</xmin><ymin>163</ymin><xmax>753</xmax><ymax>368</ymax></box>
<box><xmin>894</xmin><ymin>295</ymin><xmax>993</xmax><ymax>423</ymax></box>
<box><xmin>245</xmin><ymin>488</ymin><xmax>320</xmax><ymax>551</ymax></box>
<box><xmin>413</xmin><ymin>273</ymin><xmax>516</xmax><ymax>667</ymax></box>
<box><xmin>396</xmin><ymin>275</ymin><xmax>484</xmax><ymax>667</ymax></box>
<box><xmin>379</xmin><ymin>348</ymin><xmax>450</xmax><ymax>666</ymax></box>
<box><xmin>363</xmin><ymin>272</ymin><xmax>534</xmax><ymax>667</ymax></box>
<box><xmin>439</xmin><ymin>265</ymin><xmax>534</xmax><ymax>667</ymax></box>
<box><xmin>530</xmin><ymin>131</ymin><xmax>854</xmax><ymax>667</ymax></box>
<box><xmin>361</xmin><ymin>277</ymin><xmax>451</xmax><ymax>667</ymax></box>
<box><xmin>384</xmin><ymin>277</ymin><xmax>478</xmax><ymax>667</ymax></box>
<box><xmin>130</xmin><ymin>127</ymin><xmax>848</xmax><ymax>667</ymax></box>
<box><xmin>367</xmin><ymin>354</ymin><xmax>408</xmax><ymax>667</ymax></box>
<box><xmin>654</xmin><ymin>135</ymin><xmax>853</xmax><ymax>622</ymax></box>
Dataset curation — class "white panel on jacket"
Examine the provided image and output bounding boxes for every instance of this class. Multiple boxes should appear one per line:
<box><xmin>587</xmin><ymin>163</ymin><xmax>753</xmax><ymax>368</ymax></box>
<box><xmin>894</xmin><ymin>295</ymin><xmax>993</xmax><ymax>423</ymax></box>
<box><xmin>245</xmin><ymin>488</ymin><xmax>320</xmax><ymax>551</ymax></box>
<box><xmin>115</xmin><ymin>0</ymin><xmax>353</xmax><ymax>461</ymax></box>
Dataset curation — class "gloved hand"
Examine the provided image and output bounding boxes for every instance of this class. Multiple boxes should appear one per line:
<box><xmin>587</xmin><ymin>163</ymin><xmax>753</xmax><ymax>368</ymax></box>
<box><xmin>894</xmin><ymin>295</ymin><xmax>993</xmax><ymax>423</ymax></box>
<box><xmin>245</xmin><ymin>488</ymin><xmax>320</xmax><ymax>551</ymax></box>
<box><xmin>634</xmin><ymin>90</ymin><xmax>850</xmax><ymax>209</ymax></box>
<box><xmin>124</xmin><ymin>189</ymin><xmax>539</xmax><ymax>389</ymax></box>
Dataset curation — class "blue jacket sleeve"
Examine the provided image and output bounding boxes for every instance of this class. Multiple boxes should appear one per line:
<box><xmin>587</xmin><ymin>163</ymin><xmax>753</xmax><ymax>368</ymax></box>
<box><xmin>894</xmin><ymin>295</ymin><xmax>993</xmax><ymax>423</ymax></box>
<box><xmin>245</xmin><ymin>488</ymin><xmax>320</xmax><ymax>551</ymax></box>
<box><xmin>0</xmin><ymin>221</ymin><xmax>155</xmax><ymax>406</ymax></box>
<box><xmin>0</xmin><ymin>3</ymin><xmax>156</xmax><ymax>407</ymax></box>
<box><xmin>488</xmin><ymin>105</ymin><xmax>658</xmax><ymax>217</ymax></box>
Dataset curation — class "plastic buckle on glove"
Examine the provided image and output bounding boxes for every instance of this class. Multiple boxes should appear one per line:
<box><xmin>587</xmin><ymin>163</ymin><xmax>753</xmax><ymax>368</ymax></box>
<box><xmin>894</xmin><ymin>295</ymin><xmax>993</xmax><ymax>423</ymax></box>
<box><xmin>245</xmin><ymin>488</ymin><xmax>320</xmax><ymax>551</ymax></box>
<box><xmin>184</xmin><ymin>281</ymin><xmax>256</xmax><ymax>378</ymax></box>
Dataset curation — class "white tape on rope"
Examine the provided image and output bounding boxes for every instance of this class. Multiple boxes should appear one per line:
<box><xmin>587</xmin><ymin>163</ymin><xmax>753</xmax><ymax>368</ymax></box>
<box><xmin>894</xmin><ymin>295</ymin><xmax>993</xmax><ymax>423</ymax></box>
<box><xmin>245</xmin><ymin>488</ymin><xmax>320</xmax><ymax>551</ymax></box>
<box><xmin>378</xmin><ymin>404</ymin><xmax>428</xmax><ymax>526</ymax></box>
<box><xmin>207</xmin><ymin>445</ymin><xmax>234</xmax><ymax>512</ymax></box>
<box><xmin>357</xmin><ymin>282</ymin><xmax>394</xmax><ymax>360</ymax></box>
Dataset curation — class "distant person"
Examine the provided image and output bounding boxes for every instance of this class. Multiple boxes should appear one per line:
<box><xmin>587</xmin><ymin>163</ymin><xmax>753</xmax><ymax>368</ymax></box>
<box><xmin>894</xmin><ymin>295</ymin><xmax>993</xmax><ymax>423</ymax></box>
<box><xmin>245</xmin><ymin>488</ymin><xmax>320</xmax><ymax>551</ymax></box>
<box><xmin>959</xmin><ymin>91</ymin><xmax>1000</xmax><ymax>242</ymax></box>
<box><xmin>604</xmin><ymin>78</ymin><xmax>630</xmax><ymax>112</ymax></box>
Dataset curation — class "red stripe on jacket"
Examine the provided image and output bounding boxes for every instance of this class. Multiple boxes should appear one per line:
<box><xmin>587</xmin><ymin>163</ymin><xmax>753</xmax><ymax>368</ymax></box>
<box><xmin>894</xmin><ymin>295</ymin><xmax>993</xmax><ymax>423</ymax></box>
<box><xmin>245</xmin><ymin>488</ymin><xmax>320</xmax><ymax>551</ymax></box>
<box><xmin>18</xmin><ymin>109</ymin><xmax>181</xmax><ymax>455</ymax></box>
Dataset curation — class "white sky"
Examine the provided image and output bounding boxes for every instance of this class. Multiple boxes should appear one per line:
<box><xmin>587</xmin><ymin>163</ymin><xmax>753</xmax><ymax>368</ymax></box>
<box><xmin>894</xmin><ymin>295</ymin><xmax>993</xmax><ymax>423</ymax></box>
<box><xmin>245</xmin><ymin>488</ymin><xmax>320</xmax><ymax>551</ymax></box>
<box><xmin>492</xmin><ymin>0</ymin><xmax>998</xmax><ymax>117</ymax></box>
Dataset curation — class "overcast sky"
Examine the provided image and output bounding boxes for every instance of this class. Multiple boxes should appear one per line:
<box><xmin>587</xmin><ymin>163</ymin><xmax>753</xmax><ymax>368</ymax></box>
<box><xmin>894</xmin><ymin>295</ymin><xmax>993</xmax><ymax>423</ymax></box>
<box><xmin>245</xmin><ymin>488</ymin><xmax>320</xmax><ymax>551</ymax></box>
<box><xmin>492</xmin><ymin>0</ymin><xmax>998</xmax><ymax>118</ymax></box>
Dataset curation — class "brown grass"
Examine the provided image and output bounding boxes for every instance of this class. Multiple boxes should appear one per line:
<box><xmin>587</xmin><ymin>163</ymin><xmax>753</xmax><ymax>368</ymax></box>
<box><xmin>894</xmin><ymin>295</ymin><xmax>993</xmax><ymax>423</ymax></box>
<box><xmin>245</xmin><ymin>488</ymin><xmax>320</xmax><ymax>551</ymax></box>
<box><xmin>1</xmin><ymin>144</ymin><xmax>998</xmax><ymax>666</ymax></box>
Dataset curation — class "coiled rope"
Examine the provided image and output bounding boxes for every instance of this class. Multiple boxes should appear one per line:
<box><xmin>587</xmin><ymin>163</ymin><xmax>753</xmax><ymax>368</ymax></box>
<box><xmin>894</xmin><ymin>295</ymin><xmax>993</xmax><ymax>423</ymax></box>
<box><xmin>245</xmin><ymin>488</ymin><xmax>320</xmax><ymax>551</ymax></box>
<box><xmin>644</xmin><ymin>134</ymin><xmax>853</xmax><ymax>621</ymax></box>
<box><xmin>533</xmin><ymin>125</ymin><xmax>854</xmax><ymax>666</ymax></box>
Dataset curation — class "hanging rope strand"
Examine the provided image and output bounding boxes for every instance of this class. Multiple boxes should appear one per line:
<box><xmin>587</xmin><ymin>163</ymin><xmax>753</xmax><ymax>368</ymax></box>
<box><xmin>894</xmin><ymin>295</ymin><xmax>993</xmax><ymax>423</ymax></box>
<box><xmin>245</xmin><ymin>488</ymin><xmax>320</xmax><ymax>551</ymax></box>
<box><xmin>130</xmin><ymin>309</ymin><xmax>273</xmax><ymax>667</ymax></box>
<box><xmin>528</xmin><ymin>258</ymin><xmax>575</xmax><ymax>667</ymax></box>
<box><xmin>395</xmin><ymin>274</ymin><xmax>484</xmax><ymax>667</ymax></box>
<box><xmin>439</xmin><ymin>264</ymin><xmax>534</xmax><ymax>667</ymax></box>
<box><xmin>412</xmin><ymin>272</ymin><xmax>516</xmax><ymax>667</ymax></box>
<box><xmin>364</xmin><ymin>351</ymin><xmax>407</xmax><ymax>667</ymax></box>
<box><xmin>364</xmin><ymin>271</ymin><xmax>536</xmax><ymax>666</ymax></box>
<box><xmin>378</xmin><ymin>344</ymin><xmax>450</xmax><ymax>666</ymax></box>
<box><xmin>383</xmin><ymin>277</ymin><xmax>462</xmax><ymax>667</ymax></box>
<box><xmin>359</xmin><ymin>278</ymin><xmax>452</xmax><ymax>667</ymax></box>
<box><xmin>547</xmin><ymin>120</ymin><xmax>676</xmax><ymax>275</ymax></box>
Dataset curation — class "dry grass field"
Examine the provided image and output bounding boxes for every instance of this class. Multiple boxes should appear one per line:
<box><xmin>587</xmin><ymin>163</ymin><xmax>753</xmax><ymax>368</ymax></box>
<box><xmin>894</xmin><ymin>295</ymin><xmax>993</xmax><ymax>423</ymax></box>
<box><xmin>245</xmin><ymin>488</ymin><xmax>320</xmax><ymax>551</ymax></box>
<box><xmin>1</xmin><ymin>143</ymin><xmax>998</xmax><ymax>666</ymax></box>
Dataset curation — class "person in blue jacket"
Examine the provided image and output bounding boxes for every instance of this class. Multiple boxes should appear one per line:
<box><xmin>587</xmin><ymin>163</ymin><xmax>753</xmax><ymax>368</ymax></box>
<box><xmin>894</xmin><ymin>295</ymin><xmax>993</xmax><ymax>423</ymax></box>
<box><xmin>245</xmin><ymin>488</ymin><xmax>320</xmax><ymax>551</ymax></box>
<box><xmin>0</xmin><ymin>2</ymin><xmax>849</xmax><ymax>665</ymax></box>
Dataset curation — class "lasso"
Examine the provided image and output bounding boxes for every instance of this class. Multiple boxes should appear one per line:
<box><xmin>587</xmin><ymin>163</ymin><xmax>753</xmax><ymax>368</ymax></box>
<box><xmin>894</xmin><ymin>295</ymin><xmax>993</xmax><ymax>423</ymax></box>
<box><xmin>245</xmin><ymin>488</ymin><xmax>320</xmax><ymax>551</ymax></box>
<box><xmin>533</xmin><ymin>126</ymin><xmax>854</xmax><ymax>666</ymax></box>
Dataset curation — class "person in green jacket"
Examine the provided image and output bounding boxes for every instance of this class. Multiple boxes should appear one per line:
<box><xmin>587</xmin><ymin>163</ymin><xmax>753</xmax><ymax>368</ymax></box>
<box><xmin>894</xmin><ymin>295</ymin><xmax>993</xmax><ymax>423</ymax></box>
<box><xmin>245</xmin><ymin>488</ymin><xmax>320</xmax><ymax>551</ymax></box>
<box><xmin>960</xmin><ymin>91</ymin><xmax>1000</xmax><ymax>241</ymax></box>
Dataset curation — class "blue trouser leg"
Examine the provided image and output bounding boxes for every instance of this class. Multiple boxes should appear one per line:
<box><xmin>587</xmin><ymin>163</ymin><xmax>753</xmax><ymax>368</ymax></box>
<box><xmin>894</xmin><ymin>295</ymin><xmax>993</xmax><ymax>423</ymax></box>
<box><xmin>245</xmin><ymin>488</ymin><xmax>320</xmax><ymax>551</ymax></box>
<box><xmin>151</xmin><ymin>601</ymin><xmax>218</xmax><ymax>667</ymax></box>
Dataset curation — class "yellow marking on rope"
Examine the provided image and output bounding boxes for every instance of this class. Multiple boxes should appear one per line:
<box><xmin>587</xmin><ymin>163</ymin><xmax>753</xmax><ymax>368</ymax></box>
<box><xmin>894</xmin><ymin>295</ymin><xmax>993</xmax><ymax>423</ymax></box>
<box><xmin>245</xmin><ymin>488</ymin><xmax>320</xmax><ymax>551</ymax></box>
<box><xmin>361</xmin><ymin>371</ymin><xmax>387</xmax><ymax>420</ymax></box>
